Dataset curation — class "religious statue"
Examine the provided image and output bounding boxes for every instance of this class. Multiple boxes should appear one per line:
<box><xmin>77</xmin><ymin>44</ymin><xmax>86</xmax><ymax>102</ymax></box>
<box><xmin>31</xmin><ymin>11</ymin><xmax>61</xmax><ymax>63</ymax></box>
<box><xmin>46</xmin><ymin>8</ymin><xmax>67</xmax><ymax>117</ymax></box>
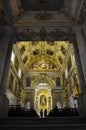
<box><xmin>40</xmin><ymin>95</ymin><xmax>47</xmax><ymax>107</ymax></box>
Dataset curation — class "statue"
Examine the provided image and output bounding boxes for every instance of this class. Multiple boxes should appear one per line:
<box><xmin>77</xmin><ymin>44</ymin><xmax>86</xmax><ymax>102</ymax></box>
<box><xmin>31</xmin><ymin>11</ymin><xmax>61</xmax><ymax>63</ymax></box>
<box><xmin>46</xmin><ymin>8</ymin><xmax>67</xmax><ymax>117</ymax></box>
<box><xmin>40</xmin><ymin>95</ymin><xmax>47</xmax><ymax>107</ymax></box>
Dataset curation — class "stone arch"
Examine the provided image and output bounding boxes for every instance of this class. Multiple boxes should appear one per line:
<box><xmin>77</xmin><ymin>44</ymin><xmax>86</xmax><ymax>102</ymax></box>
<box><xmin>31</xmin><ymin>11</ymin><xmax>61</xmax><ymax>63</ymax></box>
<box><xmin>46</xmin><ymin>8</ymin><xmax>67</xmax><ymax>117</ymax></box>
<box><xmin>31</xmin><ymin>75</ymin><xmax>55</xmax><ymax>89</ymax></box>
<box><xmin>0</xmin><ymin>29</ymin><xmax>86</xmax><ymax>117</ymax></box>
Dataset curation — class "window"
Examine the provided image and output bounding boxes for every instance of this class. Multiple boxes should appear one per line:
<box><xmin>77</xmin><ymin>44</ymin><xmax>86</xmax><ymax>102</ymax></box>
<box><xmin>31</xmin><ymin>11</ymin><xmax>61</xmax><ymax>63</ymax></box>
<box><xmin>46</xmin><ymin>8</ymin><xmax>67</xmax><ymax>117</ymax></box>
<box><xmin>18</xmin><ymin>69</ymin><xmax>21</xmax><ymax>78</ymax></box>
<box><xmin>65</xmin><ymin>69</ymin><xmax>68</xmax><ymax>79</ymax></box>
<box><xmin>23</xmin><ymin>57</ymin><xmax>27</xmax><ymax>64</ymax></box>
<box><xmin>26</xmin><ymin>77</ymin><xmax>31</xmax><ymax>86</ymax></box>
<box><xmin>20</xmin><ymin>46</ymin><xmax>25</xmax><ymax>55</ymax></box>
<box><xmin>14</xmin><ymin>56</ymin><xmax>19</xmax><ymax>72</ymax></box>
<box><xmin>9</xmin><ymin>73</ymin><xmax>14</xmax><ymax>92</ymax></box>
<box><xmin>68</xmin><ymin>57</ymin><xmax>72</xmax><ymax>72</ymax></box>
<box><xmin>11</xmin><ymin>51</ymin><xmax>15</xmax><ymax>64</ymax></box>
<box><xmin>33</xmin><ymin>50</ymin><xmax>39</xmax><ymax>55</ymax></box>
<box><xmin>46</xmin><ymin>50</ymin><xmax>53</xmax><ymax>55</ymax></box>
<box><xmin>56</xmin><ymin>77</ymin><xmax>60</xmax><ymax>86</ymax></box>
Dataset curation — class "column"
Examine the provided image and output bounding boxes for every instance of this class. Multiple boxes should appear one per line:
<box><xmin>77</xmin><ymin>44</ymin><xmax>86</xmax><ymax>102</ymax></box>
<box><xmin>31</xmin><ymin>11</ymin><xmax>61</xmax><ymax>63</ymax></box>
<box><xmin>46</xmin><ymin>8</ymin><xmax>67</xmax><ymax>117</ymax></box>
<box><xmin>0</xmin><ymin>26</ymin><xmax>10</xmax><ymax>84</ymax></box>
<box><xmin>82</xmin><ymin>20</ymin><xmax>86</xmax><ymax>38</ymax></box>
<box><xmin>0</xmin><ymin>25</ymin><xmax>15</xmax><ymax>118</ymax></box>
<box><xmin>0</xmin><ymin>40</ymin><xmax>13</xmax><ymax>92</ymax></box>
<box><xmin>17</xmin><ymin>85</ymin><xmax>23</xmax><ymax>105</ymax></box>
<box><xmin>74</xmin><ymin>26</ymin><xmax>86</xmax><ymax>85</ymax></box>
<box><xmin>72</xmin><ymin>27</ymin><xmax>86</xmax><ymax>117</ymax></box>
<box><xmin>64</xmin><ymin>82</ymin><xmax>70</xmax><ymax>108</ymax></box>
<box><xmin>0</xmin><ymin>27</ymin><xmax>9</xmax><ymax>118</ymax></box>
<box><xmin>0</xmin><ymin>40</ymin><xmax>13</xmax><ymax>118</ymax></box>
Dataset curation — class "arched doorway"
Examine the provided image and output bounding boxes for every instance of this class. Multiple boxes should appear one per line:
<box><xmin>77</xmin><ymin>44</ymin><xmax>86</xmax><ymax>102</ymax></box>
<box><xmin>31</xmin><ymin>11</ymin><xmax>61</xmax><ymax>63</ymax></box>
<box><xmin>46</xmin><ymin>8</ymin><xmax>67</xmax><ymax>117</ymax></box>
<box><xmin>35</xmin><ymin>86</ymin><xmax>52</xmax><ymax>117</ymax></box>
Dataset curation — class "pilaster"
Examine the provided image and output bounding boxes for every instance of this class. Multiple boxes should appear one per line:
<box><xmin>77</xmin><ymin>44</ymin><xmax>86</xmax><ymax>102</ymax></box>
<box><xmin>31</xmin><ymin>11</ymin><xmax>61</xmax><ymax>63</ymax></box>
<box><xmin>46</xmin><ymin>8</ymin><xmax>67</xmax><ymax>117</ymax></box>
<box><xmin>74</xmin><ymin>26</ymin><xmax>86</xmax><ymax>85</ymax></box>
<box><xmin>72</xmin><ymin>26</ymin><xmax>86</xmax><ymax>117</ymax></box>
<box><xmin>0</xmin><ymin>25</ymin><xmax>15</xmax><ymax>118</ymax></box>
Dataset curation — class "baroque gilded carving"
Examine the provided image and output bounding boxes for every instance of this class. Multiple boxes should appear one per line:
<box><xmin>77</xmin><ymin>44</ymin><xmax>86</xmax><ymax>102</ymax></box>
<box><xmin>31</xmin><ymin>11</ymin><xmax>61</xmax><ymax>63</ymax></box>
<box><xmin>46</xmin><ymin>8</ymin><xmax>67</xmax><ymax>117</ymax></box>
<box><xmin>17</xmin><ymin>41</ymin><xmax>69</xmax><ymax>73</ymax></box>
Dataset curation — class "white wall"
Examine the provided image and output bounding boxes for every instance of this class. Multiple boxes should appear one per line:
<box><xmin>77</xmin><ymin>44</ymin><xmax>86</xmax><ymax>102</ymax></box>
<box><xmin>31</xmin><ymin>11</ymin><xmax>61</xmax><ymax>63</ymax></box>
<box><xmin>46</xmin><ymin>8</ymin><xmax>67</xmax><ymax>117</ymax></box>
<box><xmin>5</xmin><ymin>88</ymin><xmax>17</xmax><ymax>105</ymax></box>
<box><xmin>69</xmin><ymin>95</ymin><xmax>78</xmax><ymax>108</ymax></box>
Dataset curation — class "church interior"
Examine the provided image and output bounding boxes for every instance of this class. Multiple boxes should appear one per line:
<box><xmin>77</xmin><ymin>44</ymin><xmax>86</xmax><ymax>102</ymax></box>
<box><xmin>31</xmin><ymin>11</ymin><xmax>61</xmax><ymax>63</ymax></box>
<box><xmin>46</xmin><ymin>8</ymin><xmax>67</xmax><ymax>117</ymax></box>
<box><xmin>6</xmin><ymin>41</ymin><xmax>80</xmax><ymax>117</ymax></box>
<box><xmin>0</xmin><ymin>0</ymin><xmax>86</xmax><ymax>129</ymax></box>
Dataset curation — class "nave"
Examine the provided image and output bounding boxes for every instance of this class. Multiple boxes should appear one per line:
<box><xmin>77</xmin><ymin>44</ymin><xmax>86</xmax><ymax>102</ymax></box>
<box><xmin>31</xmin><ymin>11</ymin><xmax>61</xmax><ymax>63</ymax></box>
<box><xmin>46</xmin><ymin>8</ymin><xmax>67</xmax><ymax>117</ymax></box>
<box><xmin>6</xmin><ymin>41</ymin><xmax>80</xmax><ymax>118</ymax></box>
<box><xmin>8</xmin><ymin>105</ymin><xmax>79</xmax><ymax>118</ymax></box>
<box><xmin>0</xmin><ymin>0</ymin><xmax>86</xmax><ymax>129</ymax></box>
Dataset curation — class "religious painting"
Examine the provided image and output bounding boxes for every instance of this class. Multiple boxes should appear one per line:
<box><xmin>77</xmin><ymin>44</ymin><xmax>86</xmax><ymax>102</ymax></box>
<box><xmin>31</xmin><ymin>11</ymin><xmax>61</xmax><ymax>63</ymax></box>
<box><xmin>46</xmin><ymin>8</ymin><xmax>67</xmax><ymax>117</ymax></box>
<box><xmin>30</xmin><ymin>59</ymin><xmax>57</xmax><ymax>70</ymax></box>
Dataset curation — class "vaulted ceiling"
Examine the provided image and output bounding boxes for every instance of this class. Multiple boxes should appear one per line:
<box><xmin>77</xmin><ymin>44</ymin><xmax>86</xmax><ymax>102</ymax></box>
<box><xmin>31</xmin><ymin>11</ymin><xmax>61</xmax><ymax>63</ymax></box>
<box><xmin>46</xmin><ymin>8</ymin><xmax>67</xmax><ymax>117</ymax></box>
<box><xmin>12</xmin><ymin>41</ymin><xmax>74</xmax><ymax>89</ymax></box>
<box><xmin>16</xmin><ymin>41</ymin><xmax>69</xmax><ymax>73</ymax></box>
<box><xmin>20</xmin><ymin>0</ymin><xmax>65</xmax><ymax>11</ymax></box>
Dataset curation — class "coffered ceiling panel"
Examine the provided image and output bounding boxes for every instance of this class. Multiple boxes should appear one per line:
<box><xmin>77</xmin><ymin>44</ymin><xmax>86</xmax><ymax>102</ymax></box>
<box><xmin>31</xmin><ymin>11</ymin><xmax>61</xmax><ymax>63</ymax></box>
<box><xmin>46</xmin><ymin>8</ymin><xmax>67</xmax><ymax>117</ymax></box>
<box><xmin>1</xmin><ymin>0</ymin><xmax>85</xmax><ymax>29</ymax></box>
<box><xmin>20</xmin><ymin>0</ymin><xmax>65</xmax><ymax>11</ymax></box>
<box><xmin>2</xmin><ymin>0</ymin><xmax>69</xmax><ymax>27</ymax></box>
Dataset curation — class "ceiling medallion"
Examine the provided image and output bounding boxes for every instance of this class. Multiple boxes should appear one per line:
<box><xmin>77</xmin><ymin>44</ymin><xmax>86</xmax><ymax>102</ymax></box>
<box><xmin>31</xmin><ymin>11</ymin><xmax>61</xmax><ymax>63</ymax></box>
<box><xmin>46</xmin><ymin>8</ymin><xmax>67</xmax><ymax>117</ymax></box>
<box><xmin>35</xmin><ymin>11</ymin><xmax>52</xmax><ymax>20</ymax></box>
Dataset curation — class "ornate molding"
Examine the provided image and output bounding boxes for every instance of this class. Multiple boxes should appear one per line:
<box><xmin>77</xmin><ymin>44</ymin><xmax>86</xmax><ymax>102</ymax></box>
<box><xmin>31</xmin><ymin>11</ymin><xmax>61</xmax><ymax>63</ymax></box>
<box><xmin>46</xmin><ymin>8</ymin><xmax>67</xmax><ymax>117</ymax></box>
<box><xmin>78</xmin><ymin>0</ymin><xmax>86</xmax><ymax>24</ymax></box>
<box><xmin>15</xmin><ymin>27</ymin><xmax>72</xmax><ymax>41</ymax></box>
<box><xmin>35</xmin><ymin>11</ymin><xmax>52</xmax><ymax>20</ymax></box>
<box><xmin>0</xmin><ymin>1</ymin><xmax>9</xmax><ymax>25</ymax></box>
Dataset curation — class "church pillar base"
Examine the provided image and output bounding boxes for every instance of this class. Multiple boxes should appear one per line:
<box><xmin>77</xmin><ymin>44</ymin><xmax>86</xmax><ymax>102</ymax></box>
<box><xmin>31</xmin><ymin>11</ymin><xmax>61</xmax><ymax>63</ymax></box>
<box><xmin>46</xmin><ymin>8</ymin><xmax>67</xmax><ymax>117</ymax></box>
<box><xmin>0</xmin><ymin>94</ymin><xmax>9</xmax><ymax>118</ymax></box>
<box><xmin>77</xmin><ymin>92</ymin><xmax>86</xmax><ymax>117</ymax></box>
<box><xmin>83</xmin><ymin>92</ymin><xmax>86</xmax><ymax>116</ymax></box>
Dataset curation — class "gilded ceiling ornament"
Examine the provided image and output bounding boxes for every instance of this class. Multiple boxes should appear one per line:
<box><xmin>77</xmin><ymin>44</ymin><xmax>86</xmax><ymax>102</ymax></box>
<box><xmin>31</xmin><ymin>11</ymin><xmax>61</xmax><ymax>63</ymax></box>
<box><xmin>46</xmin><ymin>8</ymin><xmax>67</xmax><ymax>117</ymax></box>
<box><xmin>17</xmin><ymin>41</ymin><xmax>69</xmax><ymax>72</ymax></box>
